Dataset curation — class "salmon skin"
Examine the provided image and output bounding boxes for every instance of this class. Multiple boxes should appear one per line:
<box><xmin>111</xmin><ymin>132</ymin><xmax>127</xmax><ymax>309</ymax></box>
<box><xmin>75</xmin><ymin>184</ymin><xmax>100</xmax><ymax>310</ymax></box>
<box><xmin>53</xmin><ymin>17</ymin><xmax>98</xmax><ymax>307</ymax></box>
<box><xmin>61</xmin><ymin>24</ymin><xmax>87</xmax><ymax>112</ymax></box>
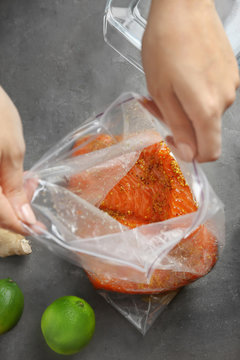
<box><xmin>69</xmin><ymin>134</ymin><xmax>218</xmax><ymax>294</ymax></box>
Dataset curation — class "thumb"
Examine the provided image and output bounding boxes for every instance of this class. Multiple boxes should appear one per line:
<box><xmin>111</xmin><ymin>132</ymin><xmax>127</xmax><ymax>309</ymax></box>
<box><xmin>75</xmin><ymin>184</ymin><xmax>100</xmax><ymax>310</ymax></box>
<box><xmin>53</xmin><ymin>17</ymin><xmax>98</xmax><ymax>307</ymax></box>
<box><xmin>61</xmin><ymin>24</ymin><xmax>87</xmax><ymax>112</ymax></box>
<box><xmin>1</xmin><ymin>154</ymin><xmax>36</xmax><ymax>226</ymax></box>
<box><xmin>154</xmin><ymin>92</ymin><xmax>197</xmax><ymax>162</ymax></box>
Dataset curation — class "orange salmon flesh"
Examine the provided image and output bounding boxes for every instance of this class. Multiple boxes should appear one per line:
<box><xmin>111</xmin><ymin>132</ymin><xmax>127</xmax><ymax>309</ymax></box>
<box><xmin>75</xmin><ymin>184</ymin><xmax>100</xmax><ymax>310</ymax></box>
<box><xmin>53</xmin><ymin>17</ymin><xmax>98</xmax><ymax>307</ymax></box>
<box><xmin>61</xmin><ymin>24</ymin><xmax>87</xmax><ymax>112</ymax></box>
<box><xmin>69</xmin><ymin>134</ymin><xmax>218</xmax><ymax>294</ymax></box>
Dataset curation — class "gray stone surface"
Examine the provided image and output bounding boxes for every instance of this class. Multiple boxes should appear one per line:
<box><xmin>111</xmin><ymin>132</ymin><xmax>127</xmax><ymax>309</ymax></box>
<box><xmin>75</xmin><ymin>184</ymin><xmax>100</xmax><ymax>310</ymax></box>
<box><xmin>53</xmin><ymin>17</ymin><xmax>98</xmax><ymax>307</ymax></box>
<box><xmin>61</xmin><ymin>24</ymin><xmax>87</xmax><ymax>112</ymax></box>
<box><xmin>0</xmin><ymin>1</ymin><xmax>240</xmax><ymax>359</ymax></box>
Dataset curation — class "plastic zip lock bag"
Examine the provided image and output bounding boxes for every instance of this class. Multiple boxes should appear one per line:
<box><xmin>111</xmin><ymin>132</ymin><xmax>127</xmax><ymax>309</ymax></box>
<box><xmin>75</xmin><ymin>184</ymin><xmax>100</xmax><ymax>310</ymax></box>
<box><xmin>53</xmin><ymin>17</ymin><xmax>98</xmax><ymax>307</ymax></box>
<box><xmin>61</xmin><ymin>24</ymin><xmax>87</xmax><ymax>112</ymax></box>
<box><xmin>25</xmin><ymin>93</ymin><xmax>225</xmax><ymax>334</ymax></box>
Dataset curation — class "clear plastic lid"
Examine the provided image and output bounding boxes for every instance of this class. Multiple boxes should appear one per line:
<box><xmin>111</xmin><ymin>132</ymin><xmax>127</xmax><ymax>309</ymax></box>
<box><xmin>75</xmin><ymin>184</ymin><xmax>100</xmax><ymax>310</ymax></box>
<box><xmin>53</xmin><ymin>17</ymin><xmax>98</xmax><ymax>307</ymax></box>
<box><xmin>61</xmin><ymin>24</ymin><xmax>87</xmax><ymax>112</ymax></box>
<box><xmin>104</xmin><ymin>0</ymin><xmax>240</xmax><ymax>72</ymax></box>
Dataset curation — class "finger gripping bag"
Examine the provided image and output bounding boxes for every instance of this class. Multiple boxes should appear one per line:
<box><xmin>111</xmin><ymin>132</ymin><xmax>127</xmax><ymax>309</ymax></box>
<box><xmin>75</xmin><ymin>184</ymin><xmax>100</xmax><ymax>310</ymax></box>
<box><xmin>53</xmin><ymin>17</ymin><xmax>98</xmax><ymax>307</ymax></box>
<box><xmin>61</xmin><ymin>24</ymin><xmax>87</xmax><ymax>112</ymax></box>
<box><xmin>25</xmin><ymin>93</ymin><xmax>224</xmax><ymax>334</ymax></box>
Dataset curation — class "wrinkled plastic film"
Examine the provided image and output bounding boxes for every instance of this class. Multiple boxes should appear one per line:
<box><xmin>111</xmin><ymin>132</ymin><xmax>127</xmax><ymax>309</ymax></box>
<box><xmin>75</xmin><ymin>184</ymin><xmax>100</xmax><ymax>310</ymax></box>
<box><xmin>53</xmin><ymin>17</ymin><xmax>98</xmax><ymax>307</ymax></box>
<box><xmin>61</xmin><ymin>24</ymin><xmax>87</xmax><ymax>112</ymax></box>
<box><xmin>99</xmin><ymin>290</ymin><xmax>179</xmax><ymax>335</ymax></box>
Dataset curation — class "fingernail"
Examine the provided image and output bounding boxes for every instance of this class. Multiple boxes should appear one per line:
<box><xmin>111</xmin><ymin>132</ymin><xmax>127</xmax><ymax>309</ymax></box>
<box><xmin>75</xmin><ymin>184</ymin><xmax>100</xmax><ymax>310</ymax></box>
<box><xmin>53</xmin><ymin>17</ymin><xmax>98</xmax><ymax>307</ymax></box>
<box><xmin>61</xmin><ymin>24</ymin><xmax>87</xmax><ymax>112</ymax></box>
<box><xmin>20</xmin><ymin>204</ymin><xmax>37</xmax><ymax>225</ymax></box>
<box><xmin>20</xmin><ymin>222</ymin><xmax>31</xmax><ymax>235</ymax></box>
<box><xmin>177</xmin><ymin>143</ymin><xmax>194</xmax><ymax>162</ymax></box>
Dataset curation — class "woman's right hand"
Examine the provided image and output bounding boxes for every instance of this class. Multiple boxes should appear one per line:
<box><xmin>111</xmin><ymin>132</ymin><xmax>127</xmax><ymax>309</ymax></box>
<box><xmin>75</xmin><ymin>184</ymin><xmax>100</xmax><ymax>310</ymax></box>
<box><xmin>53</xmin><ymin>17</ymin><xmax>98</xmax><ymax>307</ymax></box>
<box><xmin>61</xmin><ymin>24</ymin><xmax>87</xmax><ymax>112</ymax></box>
<box><xmin>0</xmin><ymin>86</ymin><xmax>36</xmax><ymax>234</ymax></box>
<box><xmin>142</xmin><ymin>0</ymin><xmax>240</xmax><ymax>162</ymax></box>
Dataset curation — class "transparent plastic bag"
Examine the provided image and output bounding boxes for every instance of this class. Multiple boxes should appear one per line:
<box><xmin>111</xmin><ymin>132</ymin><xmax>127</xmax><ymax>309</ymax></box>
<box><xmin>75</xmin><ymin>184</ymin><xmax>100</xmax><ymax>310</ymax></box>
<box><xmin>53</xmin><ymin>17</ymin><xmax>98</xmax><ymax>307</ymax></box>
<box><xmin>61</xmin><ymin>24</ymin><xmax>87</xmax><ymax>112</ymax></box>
<box><xmin>99</xmin><ymin>290</ymin><xmax>180</xmax><ymax>335</ymax></box>
<box><xmin>25</xmin><ymin>93</ymin><xmax>225</xmax><ymax>334</ymax></box>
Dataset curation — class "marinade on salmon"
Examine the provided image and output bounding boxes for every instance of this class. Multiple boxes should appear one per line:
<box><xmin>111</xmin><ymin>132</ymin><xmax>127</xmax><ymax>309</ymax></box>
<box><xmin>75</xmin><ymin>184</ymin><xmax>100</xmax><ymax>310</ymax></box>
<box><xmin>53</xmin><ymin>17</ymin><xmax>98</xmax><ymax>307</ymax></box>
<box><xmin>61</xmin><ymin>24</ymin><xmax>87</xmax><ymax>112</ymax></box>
<box><xmin>69</xmin><ymin>134</ymin><xmax>218</xmax><ymax>294</ymax></box>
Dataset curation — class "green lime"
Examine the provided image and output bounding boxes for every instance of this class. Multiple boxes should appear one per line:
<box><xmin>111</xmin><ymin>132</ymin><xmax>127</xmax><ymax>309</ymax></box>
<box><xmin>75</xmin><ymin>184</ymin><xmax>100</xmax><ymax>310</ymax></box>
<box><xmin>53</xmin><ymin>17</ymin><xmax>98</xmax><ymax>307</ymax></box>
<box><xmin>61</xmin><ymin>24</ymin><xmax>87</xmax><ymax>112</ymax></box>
<box><xmin>0</xmin><ymin>278</ymin><xmax>24</xmax><ymax>335</ymax></box>
<box><xmin>41</xmin><ymin>296</ymin><xmax>95</xmax><ymax>355</ymax></box>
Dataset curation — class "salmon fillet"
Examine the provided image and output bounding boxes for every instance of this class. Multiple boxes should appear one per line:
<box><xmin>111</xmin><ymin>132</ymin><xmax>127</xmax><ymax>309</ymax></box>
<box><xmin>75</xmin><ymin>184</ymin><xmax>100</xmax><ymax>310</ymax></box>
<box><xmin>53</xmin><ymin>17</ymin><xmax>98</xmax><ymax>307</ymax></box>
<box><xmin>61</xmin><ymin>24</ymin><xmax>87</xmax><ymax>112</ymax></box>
<box><xmin>69</xmin><ymin>134</ymin><xmax>218</xmax><ymax>293</ymax></box>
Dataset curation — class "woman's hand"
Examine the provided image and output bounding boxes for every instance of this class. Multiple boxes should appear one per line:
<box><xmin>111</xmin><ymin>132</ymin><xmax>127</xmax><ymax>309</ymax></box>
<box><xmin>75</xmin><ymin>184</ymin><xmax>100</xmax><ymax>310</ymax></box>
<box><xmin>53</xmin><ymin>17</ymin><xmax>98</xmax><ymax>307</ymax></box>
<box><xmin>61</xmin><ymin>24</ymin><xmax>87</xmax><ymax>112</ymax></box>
<box><xmin>142</xmin><ymin>0</ymin><xmax>240</xmax><ymax>162</ymax></box>
<box><xmin>0</xmin><ymin>86</ymin><xmax>36</xmax><ymax>234</ymax></box>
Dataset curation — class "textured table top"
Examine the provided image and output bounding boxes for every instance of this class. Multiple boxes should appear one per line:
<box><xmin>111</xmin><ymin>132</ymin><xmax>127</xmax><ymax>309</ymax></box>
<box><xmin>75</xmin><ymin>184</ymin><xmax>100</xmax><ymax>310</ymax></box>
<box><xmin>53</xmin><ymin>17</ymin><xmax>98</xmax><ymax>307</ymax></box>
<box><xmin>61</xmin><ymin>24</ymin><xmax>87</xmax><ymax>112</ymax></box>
<box><xmin>0</xmin><ymin>1</ymin><xmax>240</xmax><ymax>359</ymax></box>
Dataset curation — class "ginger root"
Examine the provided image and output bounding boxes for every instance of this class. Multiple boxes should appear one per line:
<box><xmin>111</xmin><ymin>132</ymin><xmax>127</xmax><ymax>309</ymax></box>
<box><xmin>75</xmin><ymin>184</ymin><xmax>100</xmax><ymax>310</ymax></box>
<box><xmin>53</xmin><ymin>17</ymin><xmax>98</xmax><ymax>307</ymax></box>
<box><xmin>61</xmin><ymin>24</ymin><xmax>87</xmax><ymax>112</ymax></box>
<box><xmin>0</xmin><ymin>229</ymin><xmax>32</xmax><ymax>257</ymax></box>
